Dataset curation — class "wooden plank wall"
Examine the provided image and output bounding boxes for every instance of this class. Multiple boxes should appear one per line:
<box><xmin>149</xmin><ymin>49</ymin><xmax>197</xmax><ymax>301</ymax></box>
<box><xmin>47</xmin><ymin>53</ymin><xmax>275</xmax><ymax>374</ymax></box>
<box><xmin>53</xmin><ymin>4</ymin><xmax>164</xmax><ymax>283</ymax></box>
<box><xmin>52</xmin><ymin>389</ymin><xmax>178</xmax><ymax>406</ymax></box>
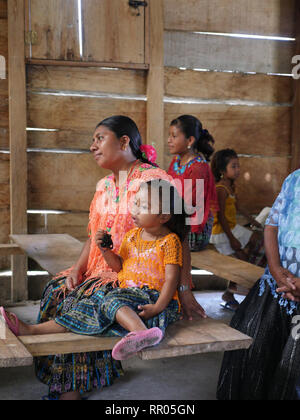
<box><xmin>0</xmin><ymin>0</ymin><xmax>10</xmax><ymax>270</ymax></box>
<box><xmin>27</xmin><ymin>65</ymin><xmax>147</xmax><ymax>240</ymax></box>
<box><xmin>1</xmin><ymin>0</ymin><xmax>297</xmax><ymax>265</ymax></box>
<box><xmin>164</xmin><ymin>0</ymin><xmax>296</xmax><ymax>213</ymax></box>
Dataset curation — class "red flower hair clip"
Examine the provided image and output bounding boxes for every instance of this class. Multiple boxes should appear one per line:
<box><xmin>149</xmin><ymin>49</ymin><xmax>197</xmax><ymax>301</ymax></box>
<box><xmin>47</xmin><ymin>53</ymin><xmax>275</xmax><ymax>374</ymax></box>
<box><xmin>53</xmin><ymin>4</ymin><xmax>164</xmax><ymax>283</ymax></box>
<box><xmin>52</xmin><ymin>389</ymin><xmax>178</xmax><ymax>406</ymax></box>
<box><xmin>140</xmin><ymin>145</ymin><xmax>157</xmax><ymax>165</ymax></box>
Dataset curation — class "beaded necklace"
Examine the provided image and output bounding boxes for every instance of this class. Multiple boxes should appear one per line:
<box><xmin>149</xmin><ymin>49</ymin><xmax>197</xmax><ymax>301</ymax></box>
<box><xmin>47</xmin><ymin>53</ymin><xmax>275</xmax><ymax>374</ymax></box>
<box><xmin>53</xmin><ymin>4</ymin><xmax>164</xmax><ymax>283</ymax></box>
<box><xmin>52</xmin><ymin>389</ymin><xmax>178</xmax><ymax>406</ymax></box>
<box><xmin>173</xmin><ymin>154</ymin><xmax>206</xmax><ymax>175</ymax></box>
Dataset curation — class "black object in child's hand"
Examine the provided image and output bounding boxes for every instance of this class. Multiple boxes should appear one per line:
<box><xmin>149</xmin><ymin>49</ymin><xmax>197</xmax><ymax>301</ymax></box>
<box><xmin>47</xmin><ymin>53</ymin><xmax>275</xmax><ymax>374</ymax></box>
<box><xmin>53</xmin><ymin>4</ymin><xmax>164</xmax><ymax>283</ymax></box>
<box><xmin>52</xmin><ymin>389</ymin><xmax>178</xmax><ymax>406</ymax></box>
<box><xmin>101</xmin><ymin>233</ymin><xmax>114</xmax><ymax>249</ymax></box>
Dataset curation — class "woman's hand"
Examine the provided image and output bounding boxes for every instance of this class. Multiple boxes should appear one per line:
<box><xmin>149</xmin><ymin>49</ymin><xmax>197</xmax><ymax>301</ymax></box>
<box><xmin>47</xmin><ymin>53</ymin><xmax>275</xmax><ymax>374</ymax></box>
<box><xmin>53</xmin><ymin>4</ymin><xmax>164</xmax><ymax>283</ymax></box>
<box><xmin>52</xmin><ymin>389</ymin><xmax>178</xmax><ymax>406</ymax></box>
<box><xmin>272</xmin><ymin>266</ymin><xmax>296</xmax><ymax>291</ymax></box>
<box><xmin>179</xmin><ymin>289</ymin><xmax>207</xmax><ymax>320</ymax></box>
<box><xmin>138</xmin><ymin>304</ymin><xmax>159</xmax><ymax>320</ymax></box>
<box><xmin>66</xmin><ymin>269</ymin><xmax>83</xmax><ymax>292</ymax></box>
<box><xmin>275</xmin><ymin>273</ymin><xmax>300</xmax><ymax>302</ymax></box>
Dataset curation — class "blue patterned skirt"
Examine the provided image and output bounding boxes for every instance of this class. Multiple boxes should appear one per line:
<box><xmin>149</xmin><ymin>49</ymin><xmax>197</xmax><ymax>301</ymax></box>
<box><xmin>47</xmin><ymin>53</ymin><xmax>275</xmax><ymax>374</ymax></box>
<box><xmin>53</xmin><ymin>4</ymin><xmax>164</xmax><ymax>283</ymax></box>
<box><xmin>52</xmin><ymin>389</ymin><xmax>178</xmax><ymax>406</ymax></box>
<box><xmin>35</xmin><ymin>277</ymin><xmax>179</xmax><ymax>398</ymax></box>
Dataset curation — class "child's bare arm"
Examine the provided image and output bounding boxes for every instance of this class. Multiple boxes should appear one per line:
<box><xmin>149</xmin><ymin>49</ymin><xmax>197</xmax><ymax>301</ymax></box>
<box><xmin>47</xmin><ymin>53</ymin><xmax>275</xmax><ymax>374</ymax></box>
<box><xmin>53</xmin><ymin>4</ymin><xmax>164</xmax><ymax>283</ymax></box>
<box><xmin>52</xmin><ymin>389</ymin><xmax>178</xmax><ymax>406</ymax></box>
<box><xmin>138</xmin><ymin>264</ymin><xmax>180</xmax><ymax>320</ymax></box>
<box><xmin>100</xmin><ymin>249</ymin><xmax>123</xmax><ymax>273</ymax></box>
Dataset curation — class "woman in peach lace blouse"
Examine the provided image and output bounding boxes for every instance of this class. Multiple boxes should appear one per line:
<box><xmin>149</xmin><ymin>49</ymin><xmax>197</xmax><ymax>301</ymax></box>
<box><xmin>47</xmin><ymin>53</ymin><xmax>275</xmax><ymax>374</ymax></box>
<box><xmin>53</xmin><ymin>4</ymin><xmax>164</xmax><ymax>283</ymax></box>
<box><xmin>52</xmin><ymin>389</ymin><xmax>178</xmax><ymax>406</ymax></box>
<box><xmin>1</xmin><ymin>116</ymin><xmax>206</xmax><ymax>400</ymax></box>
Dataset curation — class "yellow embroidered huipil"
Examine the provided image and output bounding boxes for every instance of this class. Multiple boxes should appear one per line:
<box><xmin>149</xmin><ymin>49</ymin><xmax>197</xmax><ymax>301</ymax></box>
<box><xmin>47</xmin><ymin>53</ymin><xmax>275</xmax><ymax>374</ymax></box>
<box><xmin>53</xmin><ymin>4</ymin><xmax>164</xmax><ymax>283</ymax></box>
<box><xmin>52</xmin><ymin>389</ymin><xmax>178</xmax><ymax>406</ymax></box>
<box><xmin>118</xmin><ymin>228</ymin><xmax>183</xmax><ymax>307</ymax></box>
<box><xmin>212</xmin><ymin>184</ymin><xmax>237</xmax><ymax>235</ymax></box>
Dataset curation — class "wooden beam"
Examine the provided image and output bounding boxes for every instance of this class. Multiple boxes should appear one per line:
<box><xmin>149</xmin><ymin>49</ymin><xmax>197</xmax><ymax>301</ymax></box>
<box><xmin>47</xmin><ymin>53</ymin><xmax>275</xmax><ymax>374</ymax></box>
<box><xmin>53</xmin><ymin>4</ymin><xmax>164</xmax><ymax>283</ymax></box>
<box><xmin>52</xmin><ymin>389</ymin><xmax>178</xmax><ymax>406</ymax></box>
<box><xmin>146</xmin><ymin>0</ymin><xmax>164</xmax><ymax>168</ymax></box>
<box><xmin>25</xmin><ymin>59</ymin><xmax>149</xmax><ymax>70</ymax></box>
<box><xmin>291</xmin><ymin>2</ymin><xmax>300</xmax><ymax>172</ymax></box>
<box><xmin>0</xmin><ymin>244</ymin><xmax>24</xmax><ymax>256</ymax></box>
<box><xmin>8</xmin><ymin>0</ymin><xmax>28</xmax><ymax>301</ymax></box>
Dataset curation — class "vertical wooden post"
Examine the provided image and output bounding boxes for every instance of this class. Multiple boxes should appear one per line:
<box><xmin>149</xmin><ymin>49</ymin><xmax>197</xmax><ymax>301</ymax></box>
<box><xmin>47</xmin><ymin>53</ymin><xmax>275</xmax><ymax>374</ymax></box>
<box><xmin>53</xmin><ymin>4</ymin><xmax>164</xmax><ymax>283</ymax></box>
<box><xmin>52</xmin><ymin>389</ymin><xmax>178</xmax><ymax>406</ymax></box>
<box><xmin>146</xmin><ymin>0</ymin><xmax>165</xmax><ymax>168</ymax></box>
<box><xmin>291</xmin><ymin>2</ymin><xmax>300</xmax><ymax>172</ymax></box>
<box><xmin>8</xmin><ymin>0</ymin><xmax>28</xmax><ymax>301</ymax></box>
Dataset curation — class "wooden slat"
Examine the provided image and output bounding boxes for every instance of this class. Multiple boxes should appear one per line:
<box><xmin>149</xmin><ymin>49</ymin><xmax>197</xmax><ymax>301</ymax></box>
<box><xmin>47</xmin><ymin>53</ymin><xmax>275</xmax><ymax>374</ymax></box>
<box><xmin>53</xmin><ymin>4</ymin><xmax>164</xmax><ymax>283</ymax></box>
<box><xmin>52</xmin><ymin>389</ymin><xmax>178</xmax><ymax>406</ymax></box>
<box><xmin>0</xmin><ymin>0</ymin><xmax>7</xmax><ymax>19</ymax></box>
<box><xmin>0</xmin><ymin>18</ymin><xmax>8</xmax><ymax>58</ymax></box>
<box><xmin>28</xmin><ymin>212</ymin><xmax>89</xmax><ymax>242</ymax></box>
<box><xmin>191</xmin><ymin>250</ymin><xmax>264</xmax><ymax>290</ymax></box>
<box><xmin>0</xmin><ymin>244</ymin><xmax>23</xmax><ymax>256</ymax></box>
<box><xmin>236</xmin><ymin>156</ymin><xmax>291</xmax><ymax>212</ymax></box>
<box><xmin>165</xmin><ymin>31</ymin><xmax>295</xmax><ymax>74</ymax></box>
<box><xmin>19</xmin><ymin>318</ymin><xmax>252</xmax><ymax>359</ymax></box>
<box><xmin>28</xmin><ymin>152</ymin><xmax>107</xmax><ymax>211</ymax></box>
<box><xmin>27</xmin><ymin>93</ymin><xmax>147</xmax><ymax>135</ymax></box>
<box><xmin>27</xmin><ymin>65</ymin><xmax>147</xmax><ymax>96</ymax></box>
<box><xmin>164</xmin><ymin>103</ymin><xmax>291</xmax><ymax>159</ymax></box>
<box><xmin>27</xmin><ymin>129</ymin><xmax>93</xmax><ymax>150</ymax></box>
<box><xmin>19</xmin><ymin>333</ymin><xmax>120</xmax><ymax>357</ymax></box>
<box><xmin>139</xmin><ymin>318</ymin><xmax>253</xmax><ymax>360</ymax></box>
<box><xmin>11</xmin><ymin>234</ymin><xmax>83</xmax><ymax>276</ymax></box>
<box><xmin>0</xmin><ymin>317</ymin><xmax>33</xmax><ymax>367</ymax></box>
<box><xmin>165</xmin><ymin>67</ymin><xmax>293</xmax><ymax>104</ymax></box>
<box><xmin>26</xmin><ymin>59</ymin><xmax>149</xmax><ymax>71</ymax></box>
<box><xmin>82</xmin><ymin>0</ymin><xmax>145</xmax><ymax>64</ymax></box>
<box><xmin>147</xmin><ymin>0</ymin><xmax>164</xmax><ymax>165</ymax></box>
<box><xmin>26</xmin><ymin>0</ymin><xmax>80</xmax><ymax>61</ymax></box>
<box><xmin>164</xmin><ymin>0</ymin><xmax>296</xmax><ymax>38</ymax></box>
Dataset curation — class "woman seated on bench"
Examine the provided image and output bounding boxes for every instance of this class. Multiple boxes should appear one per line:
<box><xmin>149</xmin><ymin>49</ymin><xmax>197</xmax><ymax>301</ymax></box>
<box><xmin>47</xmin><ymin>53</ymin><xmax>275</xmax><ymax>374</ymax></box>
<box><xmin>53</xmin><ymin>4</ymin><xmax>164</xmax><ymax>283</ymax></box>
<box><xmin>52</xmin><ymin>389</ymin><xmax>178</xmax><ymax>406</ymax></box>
<box><xmin>1</xmin><ymin>180</ymin><xmax>188</xmax><ymax>361</ymax></box>
<box><xmin>0</xmin><ymin>116</ymin><xmax>205</xmax><ymax>400</ymax></box>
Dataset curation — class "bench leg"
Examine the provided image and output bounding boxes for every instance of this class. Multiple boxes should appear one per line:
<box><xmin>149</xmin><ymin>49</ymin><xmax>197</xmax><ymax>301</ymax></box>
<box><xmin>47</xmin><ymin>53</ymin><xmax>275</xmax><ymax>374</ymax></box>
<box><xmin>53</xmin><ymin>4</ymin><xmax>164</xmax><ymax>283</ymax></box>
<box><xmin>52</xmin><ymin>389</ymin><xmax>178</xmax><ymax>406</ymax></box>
<box><xmin>11</xmin><ymin>255</ymin><xmax>28</xmax><ymax>302</ymax></box>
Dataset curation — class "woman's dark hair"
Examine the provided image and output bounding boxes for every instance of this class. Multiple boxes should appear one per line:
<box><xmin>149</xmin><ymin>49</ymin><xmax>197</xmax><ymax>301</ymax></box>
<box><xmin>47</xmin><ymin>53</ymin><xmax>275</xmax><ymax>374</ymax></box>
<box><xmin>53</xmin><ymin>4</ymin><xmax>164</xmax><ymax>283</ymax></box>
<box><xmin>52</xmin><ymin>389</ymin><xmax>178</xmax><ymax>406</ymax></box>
<box><xmin>170</xmin><ymin>115</ymin><xmax>215</xmax><ymax>161</ymax></box>
<box><xmin>144</xmin><ymin>179</ymin><xmax>190</xmax><ymax>242</ymax></box>
<box><xmin>96</xmin><ymin>115</ymin><xmax>153</xmax><ymax>166</ymax></box>
<box><xmin>211</xmin><ymin>149</ymin><xmax>238</xmax><ymax>182</ymax></box>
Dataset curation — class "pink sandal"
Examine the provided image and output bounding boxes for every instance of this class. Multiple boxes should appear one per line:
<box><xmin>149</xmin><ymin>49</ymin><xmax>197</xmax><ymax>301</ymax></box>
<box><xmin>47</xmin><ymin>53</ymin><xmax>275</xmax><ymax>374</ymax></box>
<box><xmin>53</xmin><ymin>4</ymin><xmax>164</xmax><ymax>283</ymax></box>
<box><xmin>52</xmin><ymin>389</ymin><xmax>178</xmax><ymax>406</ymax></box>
<box><xmin>0</xmin><ymin>307</ymin><xmax>20</xmax><ymax>336</ymax></box>
<box><xmin>112</xmin><ymin>327</ymin><xmax>163</xmax><ymax>360</ymax></box>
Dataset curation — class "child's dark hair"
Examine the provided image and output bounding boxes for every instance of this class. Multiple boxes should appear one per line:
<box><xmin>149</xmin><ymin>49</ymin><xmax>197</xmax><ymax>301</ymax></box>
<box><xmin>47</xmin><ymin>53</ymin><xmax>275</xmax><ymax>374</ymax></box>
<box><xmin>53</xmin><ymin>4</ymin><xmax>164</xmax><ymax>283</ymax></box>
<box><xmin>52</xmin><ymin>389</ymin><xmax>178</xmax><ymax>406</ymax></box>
<box><xmin>170</xmin><ymin>115</ymin><xmax>215</xmax><ymax>161</ymax></box>
<box><xmin>96</xmin><ymin>115</ymin><xmax>154</xmax><ymax>166</ymax></box>
<box><xmin>144</xmin><ymin>179</ymin><xmax>190</xmax><ymax>242</ymax></box>
<box><xmin>211</xmin><ymin>149</ymin><xmax>239</xmax><ymax>182</ymax></box>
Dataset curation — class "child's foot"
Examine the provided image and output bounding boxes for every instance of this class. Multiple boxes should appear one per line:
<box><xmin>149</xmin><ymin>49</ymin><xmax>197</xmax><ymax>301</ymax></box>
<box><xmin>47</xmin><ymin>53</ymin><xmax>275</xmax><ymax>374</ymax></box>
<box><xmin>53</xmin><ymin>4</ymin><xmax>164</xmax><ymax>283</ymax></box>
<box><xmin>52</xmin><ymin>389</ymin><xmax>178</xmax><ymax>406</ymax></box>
<box><xmin>0</xmin><ymin>307</ymin><xmax>32</xmax><ymax>336</ymax></box>
<box><xmin>112</xmin><ymin>327</ymin><xmax>163</xmax><ymax>360</ymax></box>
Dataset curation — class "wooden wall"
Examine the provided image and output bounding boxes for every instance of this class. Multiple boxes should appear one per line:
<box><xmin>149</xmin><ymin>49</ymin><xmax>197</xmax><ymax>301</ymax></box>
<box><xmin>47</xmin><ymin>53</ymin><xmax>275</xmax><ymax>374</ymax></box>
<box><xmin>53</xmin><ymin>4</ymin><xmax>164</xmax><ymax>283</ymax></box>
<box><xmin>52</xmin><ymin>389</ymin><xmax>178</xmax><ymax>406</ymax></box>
<box><xmin>0</xmin><ymin>0</ymin><xmax>10</xmax><ymax>269</ymax></box>
<box><xmin>26</xmin><ymin>66</ymin><xmax>147</xmax><ymax>240</ymax></box>
<box><xmin>163</xmin><ymin>0</ymin><xmax>296</xmax><ymax>213</ymax></box>
<box><xmin>0</xmin><ymin>0</ymin><xmax>298</xmax><ymax>277</ymax></box>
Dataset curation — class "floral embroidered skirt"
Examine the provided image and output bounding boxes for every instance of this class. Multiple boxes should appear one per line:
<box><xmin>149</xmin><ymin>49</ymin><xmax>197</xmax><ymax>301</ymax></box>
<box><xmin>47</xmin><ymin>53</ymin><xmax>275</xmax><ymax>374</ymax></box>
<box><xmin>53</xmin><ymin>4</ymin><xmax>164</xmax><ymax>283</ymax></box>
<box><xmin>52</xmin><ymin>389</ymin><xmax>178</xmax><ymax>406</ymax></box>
<box><xmin>188</xmin><ymin>214</ymin><xmax>214</xmax><ymax>252</ymax></box>
<box><xmin>217</xmin><ymin>278</ymin><xmax>300</xmax><ymax>400</ymax></box>
<box><xmin>35</xmin><ymin>277</ymin><xmax>179</xmax><ymax>398</ymax></box>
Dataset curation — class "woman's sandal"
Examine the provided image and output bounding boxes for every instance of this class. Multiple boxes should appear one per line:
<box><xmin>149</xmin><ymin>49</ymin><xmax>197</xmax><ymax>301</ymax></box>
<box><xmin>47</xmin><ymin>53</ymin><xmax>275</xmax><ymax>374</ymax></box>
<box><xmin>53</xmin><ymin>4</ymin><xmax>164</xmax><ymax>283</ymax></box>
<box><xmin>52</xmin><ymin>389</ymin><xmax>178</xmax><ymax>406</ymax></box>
<box><xmin>220</xmin><ymin>300</ymin><xmax>240</xmax><ymax>312</ymax></box>
<box><xmin>0</xmin><ymin>307</ymin><xmax>20</xmax><ymax>336</ymax></box>
<box><xmin>112</xmin><ymin>327</ymin><xmax>163</xmax><ymax>361</ymax></box>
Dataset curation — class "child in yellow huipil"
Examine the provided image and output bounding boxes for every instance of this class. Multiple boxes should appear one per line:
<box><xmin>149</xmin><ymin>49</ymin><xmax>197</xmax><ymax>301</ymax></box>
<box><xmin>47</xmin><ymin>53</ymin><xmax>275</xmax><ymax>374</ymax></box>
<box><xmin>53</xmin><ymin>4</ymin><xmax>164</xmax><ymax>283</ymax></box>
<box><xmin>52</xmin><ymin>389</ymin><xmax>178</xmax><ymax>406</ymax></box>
<box><xmin>0</xmin><ymin>180</ymin><xmax>189</xmax><ymax>361</ymax></box>
<box><xmin>210</xmin><ymin>149</ymin><xmax>266</xmax><ymax>311</ymax></box>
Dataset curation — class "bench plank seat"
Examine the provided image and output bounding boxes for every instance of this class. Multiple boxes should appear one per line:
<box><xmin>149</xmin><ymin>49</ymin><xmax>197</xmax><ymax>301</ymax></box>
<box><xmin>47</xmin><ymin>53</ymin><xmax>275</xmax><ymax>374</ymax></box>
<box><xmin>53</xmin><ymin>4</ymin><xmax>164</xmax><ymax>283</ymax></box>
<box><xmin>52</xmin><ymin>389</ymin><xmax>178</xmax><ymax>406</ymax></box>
<box><xmin>0</xmin><ymin>318</ymin><xmax>33</xmax><ymax>368</ymax></box>
<box><xmin>191</xmin><ymin>249</ymin><xmax>264</xmax><ymax>290</ymax></box>
<box><xmin>11</xmin><ymin>234</ymin><xmax>82</xmax><ymax>276</ymax></box>
<box><xmin>5</xmin><ymin>234</ymin><xmax>253</xmax><ymax>365</ymax></box>
<box><xmin>18</xmin><ymin>317</ymin><xmax>252</xmax><ymax>360</ymax></box>
<box><xmin>139</xmin><ymin>318</ymin><xmax>252</xmax><ymax>360</ymax></box>
<box><xmin>19</xmin><ymin>333</ymin><xmax>121</xmax><ymax>357</ymax></box>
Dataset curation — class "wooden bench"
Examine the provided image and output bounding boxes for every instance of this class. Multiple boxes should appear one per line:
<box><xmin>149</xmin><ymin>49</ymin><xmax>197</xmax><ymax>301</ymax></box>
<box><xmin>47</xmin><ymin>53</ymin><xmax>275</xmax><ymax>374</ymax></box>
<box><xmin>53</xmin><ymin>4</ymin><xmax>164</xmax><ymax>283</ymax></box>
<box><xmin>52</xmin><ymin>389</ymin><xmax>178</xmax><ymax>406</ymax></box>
<box><xmin>0</xmin><ymin>234</ymin><xmax>254</xmax><ymax>368</ymax></box>
<box><xmin>191</xmin><ymin>249</ymin><xmax>265</xmax><ymax>290</ymax></box>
